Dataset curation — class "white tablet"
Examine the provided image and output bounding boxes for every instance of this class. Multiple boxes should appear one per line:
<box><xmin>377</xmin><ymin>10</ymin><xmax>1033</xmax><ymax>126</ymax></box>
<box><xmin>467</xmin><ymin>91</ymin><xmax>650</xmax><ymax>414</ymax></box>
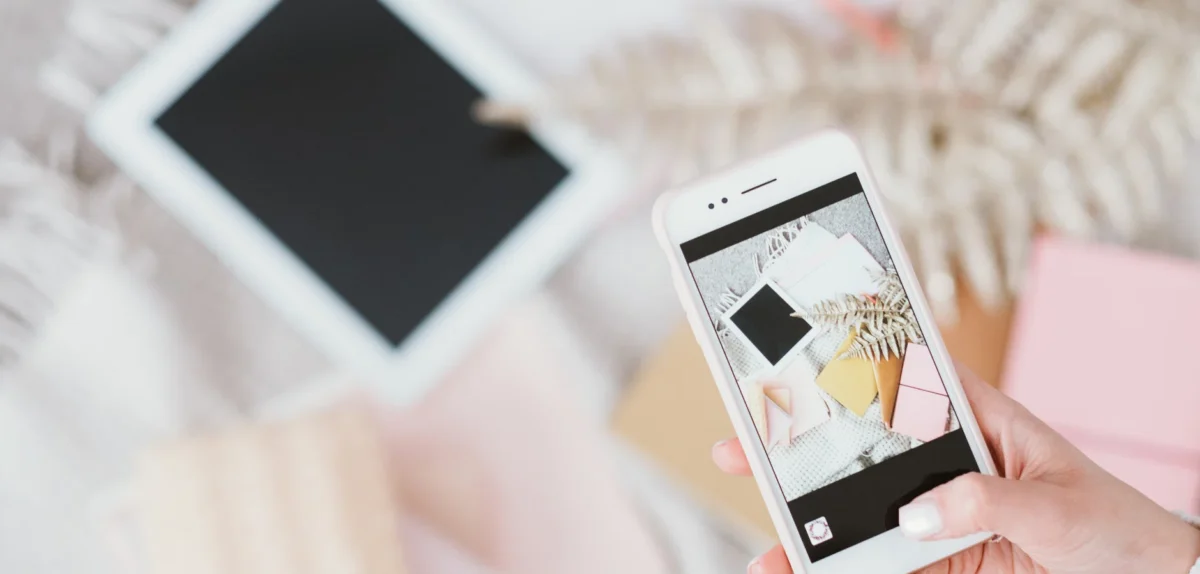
<box><xmin>89</xmin><ymin>0</ymin><xmax>620</xmax><ymax>403</ymax></box>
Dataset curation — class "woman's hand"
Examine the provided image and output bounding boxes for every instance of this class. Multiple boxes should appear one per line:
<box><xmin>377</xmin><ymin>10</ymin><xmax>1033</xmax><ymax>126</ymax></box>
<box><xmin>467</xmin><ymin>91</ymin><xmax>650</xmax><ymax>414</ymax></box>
<box><xmin>714</xmin><ymin>366</ymin><xmax>1200</xmax><ymax>574</ymax></box>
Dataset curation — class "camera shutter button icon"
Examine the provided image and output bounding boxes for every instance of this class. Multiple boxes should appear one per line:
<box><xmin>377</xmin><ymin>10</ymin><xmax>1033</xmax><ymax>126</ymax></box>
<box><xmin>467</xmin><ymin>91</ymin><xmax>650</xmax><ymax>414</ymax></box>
<box><xmin>805</xmin><ymin>517</ymin><xmax>833</xmax><ymax>545</ymax></box>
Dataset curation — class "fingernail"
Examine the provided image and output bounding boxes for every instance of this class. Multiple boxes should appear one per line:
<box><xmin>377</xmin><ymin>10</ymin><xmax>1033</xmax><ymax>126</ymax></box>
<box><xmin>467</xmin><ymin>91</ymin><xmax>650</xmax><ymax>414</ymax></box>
<box><xmin>747</xmin><ymin>556</ymin><xmax>764</xmax><ymax>574</ymax></box>
<box><xmin>899</xmin><ymin>500</ymin><xmax>943</xmax><ymax>539</ymax></box>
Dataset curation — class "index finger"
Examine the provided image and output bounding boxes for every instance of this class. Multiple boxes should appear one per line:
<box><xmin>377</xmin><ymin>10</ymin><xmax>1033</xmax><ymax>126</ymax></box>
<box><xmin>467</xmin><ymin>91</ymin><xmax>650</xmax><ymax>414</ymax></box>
<box><xmin>712</xmin><ymin>437</ymin><xmax>753</xmax><ymax>476</ymax></box>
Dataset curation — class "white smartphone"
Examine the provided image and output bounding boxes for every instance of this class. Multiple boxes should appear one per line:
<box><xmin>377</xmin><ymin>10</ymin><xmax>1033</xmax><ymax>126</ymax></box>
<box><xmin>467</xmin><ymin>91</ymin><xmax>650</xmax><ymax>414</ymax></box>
<box><xmin>653</xmin><ymin>130</ymin><xmax>998</xmax><ymax>573</ymax></box>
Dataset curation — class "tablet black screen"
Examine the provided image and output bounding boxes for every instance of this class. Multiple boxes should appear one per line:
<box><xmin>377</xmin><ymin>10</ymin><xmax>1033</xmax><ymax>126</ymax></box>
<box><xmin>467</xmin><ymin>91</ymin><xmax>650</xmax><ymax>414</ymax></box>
<box><xmin>156</xmin><ymin>0</ymin><xmax>567</xmax><ymax>346</ymax></box>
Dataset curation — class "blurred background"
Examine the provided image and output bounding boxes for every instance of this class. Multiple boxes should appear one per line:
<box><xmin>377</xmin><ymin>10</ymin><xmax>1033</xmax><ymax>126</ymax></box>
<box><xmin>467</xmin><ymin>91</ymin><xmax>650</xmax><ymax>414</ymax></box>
<box><xmin>2</xmin><ymin>0</ymin><xmax>1199</xmax><ymax>572</ymax></box>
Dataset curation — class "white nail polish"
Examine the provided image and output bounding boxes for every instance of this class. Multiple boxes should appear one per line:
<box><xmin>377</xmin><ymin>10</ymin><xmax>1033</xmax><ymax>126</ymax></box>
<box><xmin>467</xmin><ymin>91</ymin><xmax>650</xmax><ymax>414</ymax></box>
<box><xmin>899</xmin><ymin>501</ymin><xmax>943</xmax><ymax>539</ymax></box>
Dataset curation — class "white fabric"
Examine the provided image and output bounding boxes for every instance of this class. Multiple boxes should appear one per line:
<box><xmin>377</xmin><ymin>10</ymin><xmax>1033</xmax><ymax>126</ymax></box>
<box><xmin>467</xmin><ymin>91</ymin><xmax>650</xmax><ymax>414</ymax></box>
<box><xmin>0</xmin><ymin>265</ymin><xmax>220</xmax><ymax>574</ymax></box>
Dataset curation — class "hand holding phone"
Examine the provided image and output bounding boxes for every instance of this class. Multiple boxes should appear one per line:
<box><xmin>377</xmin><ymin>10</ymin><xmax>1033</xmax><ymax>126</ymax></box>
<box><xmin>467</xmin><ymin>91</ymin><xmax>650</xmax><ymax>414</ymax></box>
<box><xmin>654</xmin><ymin>131</ymin><xmax>1200</xmax><ymax>574</ymax></box>
<box><xmin>715</xmin><ymin>367</ymin><xmax>1200</xmax><ymax>574</ymax></box>
<box><xmin>654</xmin><ymin>131</ymin><xmax>997</xmax><ymax>573</ymax></box>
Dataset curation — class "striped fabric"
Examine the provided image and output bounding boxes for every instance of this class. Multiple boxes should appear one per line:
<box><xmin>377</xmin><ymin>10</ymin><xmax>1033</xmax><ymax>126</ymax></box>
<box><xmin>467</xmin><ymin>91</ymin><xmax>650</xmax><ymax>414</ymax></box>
<box><xmin>134</xmin><ymin>400</ymin><xmax>406</xmax><ymax>574</ymax></box>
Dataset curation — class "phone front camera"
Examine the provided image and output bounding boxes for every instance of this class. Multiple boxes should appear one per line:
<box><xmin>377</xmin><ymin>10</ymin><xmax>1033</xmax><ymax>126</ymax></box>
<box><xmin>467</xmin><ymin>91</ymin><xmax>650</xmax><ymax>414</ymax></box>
<box><xmin>708</xmin><ymin>203</ymin><xmax>715</xmax><ymax>209</ymax></box>
<box><xmin>722</xmin><ymin>198</ymin><xmax>728</xmax><ymax>204</ymax></box>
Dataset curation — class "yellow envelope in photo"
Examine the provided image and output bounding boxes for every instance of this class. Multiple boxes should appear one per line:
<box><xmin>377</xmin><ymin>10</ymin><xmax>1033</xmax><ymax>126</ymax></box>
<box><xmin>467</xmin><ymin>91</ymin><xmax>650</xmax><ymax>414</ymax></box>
<box><xmin>873</xmin><ymin>351</ymin><xmax>904</xmax><ymax>428</ymax></box>
<box><xmin>816</xmin><ymin>330</ymin><xmax>878</xmax><ymax>417</ymax></box>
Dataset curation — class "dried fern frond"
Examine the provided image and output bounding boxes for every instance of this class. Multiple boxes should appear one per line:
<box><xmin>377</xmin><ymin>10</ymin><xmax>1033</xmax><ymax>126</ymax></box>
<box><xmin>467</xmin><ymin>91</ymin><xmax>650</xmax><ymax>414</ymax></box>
<box><xmin>842</xmin><ymin>321</ymin><xmax>914</xmax><ymax>362</ymax></box>
<box><xmin>795</xmin><ymin>295</ymin><xmax>908</xmax><ymax>332</ymax></box>
<box><xmin>474</xmin><ymin>9</ymin><xmax>993</xmax><ymax>318</ymax></box>
<box><xmin>474</xmin><ymin>9</ymin><xmax>957</xmax><ymax>186</ymax></box>
<box><xmin>894</xmin><ymin>0</ymin><xmax>1200</xmax><ymax>295</ymax></box>
<box><xmin>793</xmin><ymin>270</ymin><xmax>925</xmax><ymax>362</ymax></box>
<box><xmin>873</xmin><ymin>269</ymin><xmax>908</xmax><ymax>309</ymax></box>
<box><xmin>476</xmin><ymin>2</ymin><xmax>1200</xmax><ymax>321</ymax></box>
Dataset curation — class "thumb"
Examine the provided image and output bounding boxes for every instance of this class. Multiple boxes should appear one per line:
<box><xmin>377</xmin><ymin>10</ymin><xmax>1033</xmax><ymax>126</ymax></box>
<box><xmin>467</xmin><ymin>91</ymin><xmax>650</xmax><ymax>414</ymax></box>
<box><xmin>898</xmin><ymin>473</ymin><xmax>1073</xmax><ymax>547</ymax></box>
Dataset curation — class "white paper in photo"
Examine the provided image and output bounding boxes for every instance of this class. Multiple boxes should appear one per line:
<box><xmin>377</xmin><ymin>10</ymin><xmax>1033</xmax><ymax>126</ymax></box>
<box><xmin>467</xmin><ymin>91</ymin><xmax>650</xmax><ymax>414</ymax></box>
<box><xmin>763</xmin><ymin>354</ymin><xmax>831</xmax><ymax>442</ymax></box>
<box><xmin>764</xmin><ymin>398</ymin><xmax>793</xmax><ymax>448</ymax></box>
<box><xmin>739</xmin><ymin>361</ymin><xmax>829</xmax><ymax>450</ymax></box>
<box><xmin>761</xmin><ymin>222</ymin><xmax>838</xmax><ymax>285</ymax></box>
<box><xmin>767</xmin><ymin>234</ymin><xmax>866</xmax><ymax>293</ymax></box>
<box><xmin>767</xmin><ymin>233</ymin><xmax>858</xmax><ymax>293</ymax></box>
<box><xmin>779</xmin><ymin>235</ymin><xmax>883</xmax><ymax>308</ymax></box>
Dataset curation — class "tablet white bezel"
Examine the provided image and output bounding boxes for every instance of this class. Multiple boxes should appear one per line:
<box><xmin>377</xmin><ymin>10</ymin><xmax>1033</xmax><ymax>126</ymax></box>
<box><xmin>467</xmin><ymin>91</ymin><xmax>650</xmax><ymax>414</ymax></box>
<box><xmin>88</xmin><ymin>0</ymin><xmax>620</xmax><ymax>404</ymax></box>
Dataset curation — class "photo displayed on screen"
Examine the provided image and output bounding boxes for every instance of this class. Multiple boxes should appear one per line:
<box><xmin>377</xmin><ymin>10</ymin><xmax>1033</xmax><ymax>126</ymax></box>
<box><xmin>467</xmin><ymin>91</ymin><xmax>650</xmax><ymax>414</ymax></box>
<box><xmin>681</xmin><ymin>174</ymin><xmax>980</xmax><ymax>562</ymax></box>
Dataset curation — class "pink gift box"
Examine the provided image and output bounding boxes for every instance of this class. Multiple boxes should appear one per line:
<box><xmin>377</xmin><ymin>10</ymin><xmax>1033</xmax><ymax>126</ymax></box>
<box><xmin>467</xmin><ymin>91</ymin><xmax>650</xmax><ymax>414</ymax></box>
<box><xmin>1004</xmin><ymin>237</ymin><xmax>1200</xmax><ymax>513</ymax></box>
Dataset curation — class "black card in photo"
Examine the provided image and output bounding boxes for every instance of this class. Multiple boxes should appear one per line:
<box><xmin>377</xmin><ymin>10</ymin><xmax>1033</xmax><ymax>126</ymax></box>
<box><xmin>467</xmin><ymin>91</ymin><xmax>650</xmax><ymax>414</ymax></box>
<box><xmin>728</xmin><ymin>283</ymin><xmax>812</xmax><ymax>365</ymax></box>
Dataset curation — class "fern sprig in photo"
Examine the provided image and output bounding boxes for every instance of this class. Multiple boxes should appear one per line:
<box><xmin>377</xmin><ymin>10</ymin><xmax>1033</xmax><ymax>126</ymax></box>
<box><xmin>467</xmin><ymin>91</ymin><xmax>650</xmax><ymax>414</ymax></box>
<box><xmin>793</xmin><ymin>270</ymin><xmax>925</xmax><ymax>362</ymax></box>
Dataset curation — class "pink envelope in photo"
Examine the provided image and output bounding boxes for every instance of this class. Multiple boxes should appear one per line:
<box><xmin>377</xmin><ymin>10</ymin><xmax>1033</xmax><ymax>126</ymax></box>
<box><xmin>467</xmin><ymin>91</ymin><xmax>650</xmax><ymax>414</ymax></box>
<box><xmin>896</xmin><ymin>343</ymin><xmax>944</xmax><ymax>394</ymax></box>
<box><xmin>890</xmin><ymin>386</ymin><xmax>950</xmax><ymax>443</ymax></box>
<box><xmin>891</xmin><ymin>344</ymin><xmax>950</xmax><ymax>442</ymax></box>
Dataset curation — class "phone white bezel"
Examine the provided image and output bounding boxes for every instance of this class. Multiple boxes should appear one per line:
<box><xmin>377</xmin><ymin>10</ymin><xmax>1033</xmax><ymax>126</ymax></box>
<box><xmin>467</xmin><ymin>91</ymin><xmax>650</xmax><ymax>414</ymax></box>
<box><xmin>87</xmin><ymin>0</ymin><xmax>622</xmax><ymax>405</ymax></box>
<box><xmin>653</xmin><ymin>130</ymin><xmax>998</xmax><ymax>573</ymax></box>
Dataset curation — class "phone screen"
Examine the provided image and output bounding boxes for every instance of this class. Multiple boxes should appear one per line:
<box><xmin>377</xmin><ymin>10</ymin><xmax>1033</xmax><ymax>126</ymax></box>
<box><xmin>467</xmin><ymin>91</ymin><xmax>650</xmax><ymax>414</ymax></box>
<box><xmin>681</xmin><ymin>174</ymin><xmax>979</xmax><ymax>562</ymax></box>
